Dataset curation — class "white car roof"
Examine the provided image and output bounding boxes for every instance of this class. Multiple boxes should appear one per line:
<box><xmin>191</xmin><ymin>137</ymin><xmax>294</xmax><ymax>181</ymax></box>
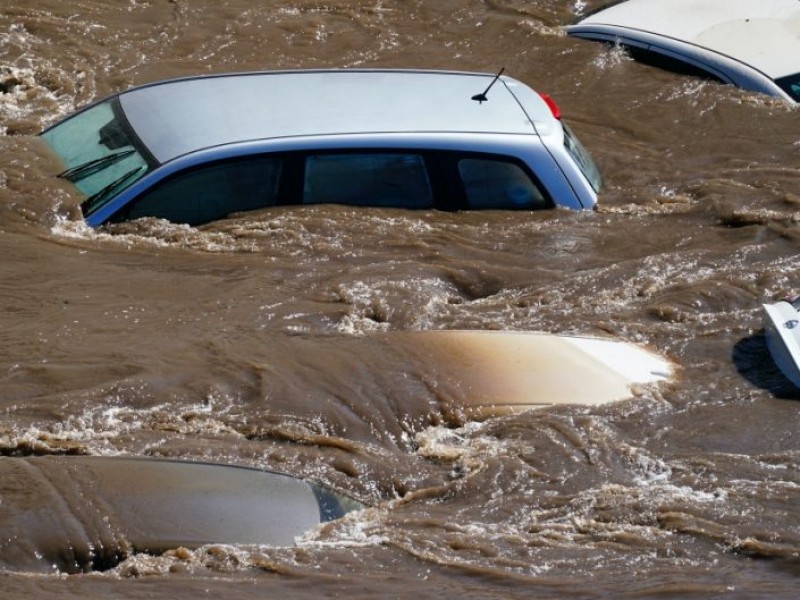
<box><xmin>118</xmin><ymin>70</ymin><xmax>555</xmax><ymax>164</ymax></box>
<box><xmin>575</xmin><ymin>0</ymin><xmax>800</xmax><ymax>80</ymax></box>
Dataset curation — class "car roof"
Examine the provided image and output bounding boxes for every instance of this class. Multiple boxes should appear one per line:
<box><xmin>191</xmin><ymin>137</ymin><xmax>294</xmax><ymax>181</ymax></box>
<box><xmin>572</xmin><ymin>0</ymin><xmax>800</xmax><ymax>80</ymax></box>
<box><xmin>118</xmin><ymin>69</ymin><xmax>555</xmax><ymax>164</ymax></box>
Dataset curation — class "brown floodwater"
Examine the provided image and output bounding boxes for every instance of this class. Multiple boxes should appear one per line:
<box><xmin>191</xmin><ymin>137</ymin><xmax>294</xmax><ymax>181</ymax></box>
<box><xmin>0</xmin><ymin>0</ymin><xmax>798</xmax><ymax>596</ymax></box>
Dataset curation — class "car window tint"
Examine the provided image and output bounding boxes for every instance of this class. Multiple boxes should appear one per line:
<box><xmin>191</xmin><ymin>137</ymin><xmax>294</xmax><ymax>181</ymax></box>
<box><xmin>458</xmin><ymin>158</ymin><xmax>549</xmax><ymax>210</ymax></box>
<box><xmin>563</xmin><ymin>123</ymin><xmax>602</xmax><ymax>193</ymax></box>
<box><xmin>41</xmin><ymin>100</ymin><xmax>151</xmax><ymax>203</ymax></box>
<box><xmin>120</xmin><ymin>156</ymin><xmax>282</xmax><ymax>226</ymax></box>
<box><xmin>303</xmin><ymin>153</ymin><xmax>433</xmax><ymax>208</ymax></box>
<box><xmin>628</xmin><ymin>47</ymin><xmax>727</xmax><ymax>84</ymax></box>
<box><xmin>775</xmin><ymin>72</ymin><xmax>800</xmax><ymax>102</ymax></box>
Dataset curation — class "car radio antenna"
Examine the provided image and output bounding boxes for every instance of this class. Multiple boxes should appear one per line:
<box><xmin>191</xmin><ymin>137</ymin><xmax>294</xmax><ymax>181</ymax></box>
<box><xmin>471</xmin><ymin>67</ymin><xmax>505</xmax><ymax>103</ymax></box>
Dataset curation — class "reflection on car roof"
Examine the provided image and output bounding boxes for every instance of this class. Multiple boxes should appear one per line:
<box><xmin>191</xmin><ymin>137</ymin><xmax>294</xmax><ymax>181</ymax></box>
<box><xmin>119</xmin><ymin>70</ymin><xmax>547</xmax><ymax>164</ymax></box>
<box><xmin>575</xmin><ymin>0</ymin><xmax>800</xmax><ymax>80</ymax></box>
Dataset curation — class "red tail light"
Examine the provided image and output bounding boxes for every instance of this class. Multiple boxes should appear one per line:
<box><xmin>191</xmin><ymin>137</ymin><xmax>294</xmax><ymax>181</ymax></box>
<box><xmin>539</xmin><ymin>93</ymin><xmax>562</xmax><ymax>120</ymax></box>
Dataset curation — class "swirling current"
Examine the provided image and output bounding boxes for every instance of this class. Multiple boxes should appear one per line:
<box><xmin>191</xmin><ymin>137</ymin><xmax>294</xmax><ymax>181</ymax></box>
<box><xmin>0</xmin><ymin>1</ymin><xmax>798</xmax><ymax>597</ymax></box>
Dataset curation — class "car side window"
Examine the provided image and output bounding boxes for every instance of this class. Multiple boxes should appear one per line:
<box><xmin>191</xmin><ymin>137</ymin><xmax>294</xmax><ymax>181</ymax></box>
<box><xmin>118</xmin><ymin>156</ymin><xmax>282</xmax><ymax>226</ymax></box>
<box><xmin>303</xmin><ymin>153</ymin><xmax>433</xmax><ymax>208</ymax></box>
<box><xmin>775</xmin><ymin>72</ymin><xmax>800</xmax><ymax>102</ymax></box>
<box><xmin>628</xmin><ymin>47</ymin><xmax>728</xmax><ymax>84</ymax></box>
<box><xmin>458</xmin><ymin>158</ymin><xmax>549</xmax><ymax>210</ymax></box>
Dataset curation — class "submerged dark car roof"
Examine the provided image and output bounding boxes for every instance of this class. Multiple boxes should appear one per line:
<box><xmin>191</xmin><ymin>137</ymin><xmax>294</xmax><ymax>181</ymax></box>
<box><xmin>118</xmin><ymin>69</ymin><xmax>553</xmax><ymax>164</ymax></box>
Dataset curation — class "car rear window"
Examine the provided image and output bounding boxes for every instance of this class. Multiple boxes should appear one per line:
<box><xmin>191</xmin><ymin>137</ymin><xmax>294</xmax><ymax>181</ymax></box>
<box><xmin>303</xmin><ymin>153</ymin><xmax>433</xmax><ymax>208</ymax></box>
<box><xmin>458</xmin><ymin>158</ymin><xmax>549</xmax><ymax>210</ymax></box>
<box><xmin>562</xmin><ymin>123</ymin><xmax>602</xmax><ymax>193</ymax></box>
<box><xmin>116</xmin><ymin>156</ymin><xmax>282</xmax><ymax>226</ymax></box>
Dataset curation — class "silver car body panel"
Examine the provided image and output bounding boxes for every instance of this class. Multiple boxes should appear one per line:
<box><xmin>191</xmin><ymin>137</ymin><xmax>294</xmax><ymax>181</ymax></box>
<box><xmin>0</xmin><ymin>456</ymin><xmax>362</xmax><ymax>573</ymax></box>
<box><xmin>120</xmin><ymin>70</ymin><xmax>552</xmax><ymax>164</ymax></box>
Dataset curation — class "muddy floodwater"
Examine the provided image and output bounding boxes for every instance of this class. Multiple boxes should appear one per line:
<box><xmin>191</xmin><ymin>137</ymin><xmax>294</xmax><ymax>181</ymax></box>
<box><xmin>1</xmin><ymin>1</ymin><xmax>799</xmax><ymax>597</ymax></box>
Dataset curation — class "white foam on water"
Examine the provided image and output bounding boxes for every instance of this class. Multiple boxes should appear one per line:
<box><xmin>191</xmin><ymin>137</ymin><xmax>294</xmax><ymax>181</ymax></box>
<box><xmin>0</xmin><ymin>389</ymin><xmax>247</xmax><ymax>456</ymax></box>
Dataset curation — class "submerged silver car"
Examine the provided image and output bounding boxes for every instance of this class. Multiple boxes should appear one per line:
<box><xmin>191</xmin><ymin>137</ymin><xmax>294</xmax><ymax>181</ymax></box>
<box><xmin>40</xmin><ymin>69</ymin><xmax>602</xmax><ymax>227</ymax></box>
<box><xmin>568</xmin><ymin>0</ymin><xmax>800</xmax><ymax>104</ymax></box>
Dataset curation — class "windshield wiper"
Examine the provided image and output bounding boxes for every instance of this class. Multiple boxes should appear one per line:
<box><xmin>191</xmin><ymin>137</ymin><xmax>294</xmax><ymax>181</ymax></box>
<box><xmin>81</xmin><ymin>165</ymin><xmax>145</xmax><ymax>214</ymax></box>
<box><xmin>58</xmin><ymin>149</ymin><xmax>135</xmax><ymax>182</ymax></box>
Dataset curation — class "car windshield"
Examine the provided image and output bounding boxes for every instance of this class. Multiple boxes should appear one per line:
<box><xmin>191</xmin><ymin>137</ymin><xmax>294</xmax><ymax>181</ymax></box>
<box><xmin>40</xmin><ymin>99</ymin><xmax>152</xmax><ymax>215</ymax></box>
<box><xmin>775</xmin><ymin>73</ymin><xmax>800</xmax><ymax>103</ymax></box>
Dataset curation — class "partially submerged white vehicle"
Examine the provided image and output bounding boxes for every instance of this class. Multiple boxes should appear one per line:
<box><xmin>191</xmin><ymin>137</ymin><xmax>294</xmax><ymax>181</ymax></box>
<box><xmin>567</xmin><ymin>0</ymin><xmax>800</xmax><ymax>104</ymax></box>
<box><xmin>396</xmin><ymin>330</ymin><xmax>672</xmax><ymax>418</ymax></box>
<box><xmin>39</xmin><ymin>69</ymin><xmax>602</xmax><ymax>227</ymax></box>
<box><xmin>763</xmin><ymin>296</ymin><xmax>800</xmax><ymax>388</ymax></box>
